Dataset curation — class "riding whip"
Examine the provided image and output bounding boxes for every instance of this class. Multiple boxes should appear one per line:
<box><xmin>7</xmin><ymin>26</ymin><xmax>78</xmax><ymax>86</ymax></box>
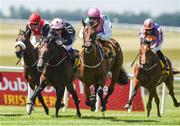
<box><xmin>131</xmin><ymin>52</ymin><xmax>140</xmax><ymax>67</ymax></box>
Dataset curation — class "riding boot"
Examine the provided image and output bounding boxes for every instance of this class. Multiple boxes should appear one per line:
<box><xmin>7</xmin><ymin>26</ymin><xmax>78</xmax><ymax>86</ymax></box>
<box><xmin>68</xmin><ymin>48</ymin><xmax>76</xmax><ymax>64</ymax></box>
<box><xmin>156</xmin><ymin>50</ymin><xmax>169</xmax><ymax>75</ymax></box>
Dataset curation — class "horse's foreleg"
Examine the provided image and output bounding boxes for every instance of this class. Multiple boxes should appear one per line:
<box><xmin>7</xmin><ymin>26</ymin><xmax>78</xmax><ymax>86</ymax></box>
<box><xmin>55</xmin><ymin>86</ymin><xmax>65</xmax><ymax>118</ymax></box>
<box><xmin>37</xmin><ymin>92</ymin><xmax>49</xmax><ymax>115</ymax></box>
<box><xmin>28</xmin><ymin>79</ymin><xmax>46</xmax><ymax>115</ymax></box>
<box><xmin>66</xmin><ymin>82</ymin><xmax>81</xmax><ymax>117</ymax></box>
<box><xmin>124</xmin><ymin>79</ymin><xmax>140</xmax><ymax>109</ymax></box>
<box><xmin>97</xmin><ymin>86</ymin><xmax>106</xmax><ymax>112</ymax></box>
<box><xmin>84</xmin><ymin>84</ymin><xmax>91</xmax><ymax>107</ymax></box>
<box><xmin>153</xmin><ymin>89</ymin><xmax>161</xmax><ymax>117</ymax></box>
<box><xmin>146</xmin><ymin>91</ymin><xmax>153</xmax><ymax>117</ymax></box>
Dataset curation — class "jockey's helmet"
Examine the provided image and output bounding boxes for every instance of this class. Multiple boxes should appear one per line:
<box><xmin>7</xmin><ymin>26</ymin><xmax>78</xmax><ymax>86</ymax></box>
<box><xmin>87</xmin><ymin>8</ymin><xmax>101</xmax><ymax>18</ymax></box>
<box><xmin>143</xmin><ymin>18</ymin><xmax>155</xmax><ymax>30</ymax></box>
<box><xmin>29</xmin><ymin>12</ymin><xmax>41</xmax><ymax>25</ymax></box>
<box><xmin>51</xmin><ymin>18</ymin><xmax>64</xmax><ymax>30</ymax></box>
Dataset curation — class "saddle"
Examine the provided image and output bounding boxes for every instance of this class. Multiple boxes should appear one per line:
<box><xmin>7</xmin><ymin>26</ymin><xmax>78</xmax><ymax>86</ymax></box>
<box><xmin>98</xmin><ymin>40</ymin><xmax>116</xmax><ymax>59</ymax></box>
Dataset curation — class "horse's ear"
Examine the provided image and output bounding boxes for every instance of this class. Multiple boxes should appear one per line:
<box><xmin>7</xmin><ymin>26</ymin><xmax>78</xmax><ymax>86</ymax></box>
<box><xmin>19</xmin><ymin>29</ymin><xmax>22</xmax><ymax>34</ymax></box>
<box><xmin>82</xmin><ymin>18</ymin><xmax>86</xmax><ymax>27</ymax></box>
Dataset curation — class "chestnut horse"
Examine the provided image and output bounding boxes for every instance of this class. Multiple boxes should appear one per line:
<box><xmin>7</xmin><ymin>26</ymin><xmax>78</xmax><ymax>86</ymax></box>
<box><xmin>79</xmin><ymin>21</ymin><xmax>128</xmax><ymax>111</ymax></box>
<box><xmin>28</xmin><ymin>36</ymin><xmax>81</xmax><ymax>117</ymax></box>
<box><xmin>125</xmin><ymin>40</ymin><xmax>180</xmax><ymax>117</ymax></box>
<box><xmin>14</xmin><ymin>30</ymin><xmax>49</xmax><ymax>115</ymax></box>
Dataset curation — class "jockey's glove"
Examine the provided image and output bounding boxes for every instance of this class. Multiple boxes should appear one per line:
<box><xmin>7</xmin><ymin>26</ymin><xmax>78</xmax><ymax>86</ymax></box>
<box><xmin>96</xmin><ymin>34</ymin><xmax>101</xmax><ymax>40</ymax></box>
<box><xmin>56</xmin><ymin>40</ymin><xmax>63</xmax><ymax>45</ymax></box>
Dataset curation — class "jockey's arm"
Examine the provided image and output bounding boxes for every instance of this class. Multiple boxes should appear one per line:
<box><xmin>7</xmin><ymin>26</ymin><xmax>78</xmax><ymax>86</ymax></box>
<box><xmin>42</xmin><ymin>24</ymin><xmax>51</xmax><ymax>38</ymax></box>
<box><xmin>25</xmin><ymin>25</ymin><xmax>32</xmax><ymax>39</ymax></box>
<box><xmin>97</xmin><ymin>17</ymin><xmax>112</xmax><ymax>41</ymax></box>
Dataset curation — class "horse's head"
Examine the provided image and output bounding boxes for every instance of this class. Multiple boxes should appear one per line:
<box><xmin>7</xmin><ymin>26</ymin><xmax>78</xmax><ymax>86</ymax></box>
<box><xmin>37</xmin><ymin>36</ymin><xmax>58</xmax><ymax>72</ymax></box>
<box><xmin>82</xmin><ymin>19</ymin><xmax>99</xmax><ymax>53</ymax></box>
<box><xmin>139</xmin><ymin>39</ymin><xmax>156</xmax><ymax>67</ymax></box>
<box><xmin>14</xmin><ymin>29</ymin><xmax>31</xmax><ymax>59</ymax></box>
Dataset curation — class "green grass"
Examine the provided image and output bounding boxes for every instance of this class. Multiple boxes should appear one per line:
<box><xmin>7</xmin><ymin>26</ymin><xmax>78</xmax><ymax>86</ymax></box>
<box><xmin>0</xmin><ymin>95</ymin><xmax>180</xmax><ymax>125</ymax></box>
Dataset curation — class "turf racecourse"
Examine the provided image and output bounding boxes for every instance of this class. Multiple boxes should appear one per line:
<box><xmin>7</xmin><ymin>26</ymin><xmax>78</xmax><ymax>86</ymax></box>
<box><xmin>0</xmin><ymin>95</ymin><xmax>180</xmax><ymax>126</ymax></box>
<box><xmin>0</xmin><ymin>22</ymin><xmax>180</xmax><ymax>125</ymax></box>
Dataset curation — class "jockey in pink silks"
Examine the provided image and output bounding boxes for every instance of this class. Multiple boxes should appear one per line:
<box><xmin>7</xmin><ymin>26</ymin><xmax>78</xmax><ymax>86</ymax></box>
<box><xmin>79</xmin><ymin>8</ymin><xmax>114</xmax><ymax>58</ymax></box>
<box><xmin>79</xmin><ymin>7</ymin><xmax>112</xmax><ymax>41</ymax></box>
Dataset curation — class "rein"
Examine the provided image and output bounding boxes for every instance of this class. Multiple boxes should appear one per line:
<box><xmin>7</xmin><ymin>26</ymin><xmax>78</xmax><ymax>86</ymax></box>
<box><xmin>80</xmin><ymin>43</ymin><xmax>104</xmax><ymax>68</ymax></box>
<box><xmin>138</xmin><ymin>61</ymin><xmax>158</xmax><ymax>71</ymax></box>
<box><xmin>46</xmin><ymin>55</ymin><xmax>68</xmax><ymax>67</ymax></box>
<box><xmin>25</xmin><ymin>59</ymin><xmax>38</xmax><ymax>68</ymax></box>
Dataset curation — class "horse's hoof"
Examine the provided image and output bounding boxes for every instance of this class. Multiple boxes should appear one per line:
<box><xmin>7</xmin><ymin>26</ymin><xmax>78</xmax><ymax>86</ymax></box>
<box><xmin>147</xmin><ymin>111</ymin><xmax>150</xmax><ymax>117</ymax></box>
<box><xmin>174</xmin><ymin>102</ymin><xmax>180</xmax><ymax>107</ymax></box>
<box><xmin>76</xmin><ymin>113</ymin><xmax>81</xmax><ymax>118</ymax></box>
<box><xmin>158</xmin><ymin>114</ymin><xmax>161</xmax><ymax>117</ymax></box>
<box><xmin>55</xmin><ymin>112</ymin><xmax>58</xmax><ymax>118</ymax></box>
<box><xmin>60</xmin><ymin>103</ymin><xmax>65</xmax><ymax>108</ymax></box>
<box><xmin>45</xmin><ymin>108</ymin><xmax>49</xmax><ymax>115</ymax></box>
<box><xmin>124</xmin><ymin>104</ymin><xmax>131</xmax><ymax>109</ymax></box>
<box><xmin>91</xmin><ymin>106</ymin><xmax>96</xmax><ymax>112</ymax></box>
<box><xmin>26</xmin><ymin>102</ymin><xmax>34</xmax><ymax>115</ymax></box>
<box><xmin>101</xmin><ymin>105</ymin><xmax>106</xmax><ymax>112</ymax></box>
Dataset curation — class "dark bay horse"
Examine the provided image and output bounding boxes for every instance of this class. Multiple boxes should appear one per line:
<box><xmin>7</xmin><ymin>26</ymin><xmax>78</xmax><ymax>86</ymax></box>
<box><xmin>125</xmin><ymin>40</ymin><xmax>180</xmax><ymax>117</ymax></box>
<box><xmin>79</xmin><ymin>20</ymin><xmax>128</xmax><ymax>111</ymax></box>
<box><xmin>14</xmin><ymin>30</ymin><xmax>49</xmax><ymax>115</ymax></box>
<box><xmin>28</xmin><ymin>36</ymin><xmax>81</xmax><ymax>117</ymax></box>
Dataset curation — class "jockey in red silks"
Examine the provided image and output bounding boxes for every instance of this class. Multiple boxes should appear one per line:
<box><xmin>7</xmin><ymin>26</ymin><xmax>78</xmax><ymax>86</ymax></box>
<box><xmin>25</xmin><ymin>12</ymin><xmax>50</xmax><ymax>48</ymax></box>
<box><xmin>139</xmin><ymin>18</ymin><xmax>169</xmax><ymax>74</ymax></box>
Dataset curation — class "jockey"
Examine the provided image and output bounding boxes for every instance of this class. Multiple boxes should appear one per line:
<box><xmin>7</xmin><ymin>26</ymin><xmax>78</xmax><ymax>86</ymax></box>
<box><xmin>48</xmin><ymin>18</ymin><xmax>77</xmax><ymax>61</ymax></box>
<box><xmin>139</xmin><ymin>18</ymin><xmax>169</xmax><ymax>74</ymax></box>
<box><xmin>25</xmin><ymin>12</ymin><xmax>50</xmax><ymax>48</ymax></box>
<box><xmin>79</xmin><ymin>8</ymin><xmax>114</xmax><ymax>58</ymax></box>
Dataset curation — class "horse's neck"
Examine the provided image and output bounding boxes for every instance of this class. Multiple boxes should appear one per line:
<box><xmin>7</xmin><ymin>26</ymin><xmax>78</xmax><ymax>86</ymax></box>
<box><xmin>23</xmin><ymin>44</ymin><xmax>38</xmax><ymax>66</ymax></box>
<box><xmin>139</xmin><ymin>51</ymin><xmax>160</xmax><ymax>68</ymax></box>
<box><xmin>49</xmin><ymin>47</ymin><xmax>67</xmax><ymax>64</ymax></box>
<box><xmin>83</xmin><ymin>45</ymin><xmax>100</xmax><ymax>64</ymax></box>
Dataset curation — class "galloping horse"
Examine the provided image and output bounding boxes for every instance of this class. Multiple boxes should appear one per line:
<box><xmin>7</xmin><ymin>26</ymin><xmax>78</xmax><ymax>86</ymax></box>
<box><xmin>125</xmin><ymin>40</ymin><xmax>180</xmax><ymax>117</ymax></box>
<box><xmin>28</xmin><ymin>36</ymin><xmax>81</xmax><ymax>117</ymax></box>
<box><xmin>79</xmin><ymin>20</ymin><xmax>128</xmax><ymax>111</ymax></box>
<box><xmin>14</xmin><ymin>30</ymin><xmax>49</xmax><ymax>115</ymax></box>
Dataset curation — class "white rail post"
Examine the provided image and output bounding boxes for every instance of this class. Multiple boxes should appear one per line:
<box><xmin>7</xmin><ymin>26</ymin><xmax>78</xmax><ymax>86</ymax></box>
<box><xmin>128</xmin><ymin>75</ymin><xmax>134</xmax><ymax>112</ymax></box>
<box><xmin>95</xmin><ymin>94</ymin><xmax>100</xmax><ymax>112</ymax></box>
<box><xmin>26</xmin><ymin>83</ymin><xmax>34</xmax><ymax>113</ymax></box>
<box><xmin>62</xmin><ymin>87</ymin><xmax>68</xmax><ymax>112</ymax></box>
<box><xmin>161</xmin><ymin>82</ymin><xmax>166</xmax><ymax>115</ymax></box>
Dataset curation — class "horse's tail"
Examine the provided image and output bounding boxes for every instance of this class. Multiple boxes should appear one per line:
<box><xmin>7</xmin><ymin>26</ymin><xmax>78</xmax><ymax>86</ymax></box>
<box><xmin>116</xmin><ymin>67</ymin><xmax>129</xmax><ymax>85</ymax></box>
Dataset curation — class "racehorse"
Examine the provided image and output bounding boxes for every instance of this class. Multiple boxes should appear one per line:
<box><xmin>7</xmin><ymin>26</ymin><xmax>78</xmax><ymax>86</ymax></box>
<box><xmin>14</xmin><ymin>30</ymin><xmax>49</xmax><ymax>115</ymax></box>
<box><xmin>28</xmin><ymin>35</ymin><xmax>81</xmax><ymax>117</ymax></box>
<box><xmin>79</xmin><ymin>20</ymin><xmax>128</xmax><ymax>111</ymax></box>
<box><xmin>124</xmin><ymin>39</ymin><xmax>180</xmax><ymax>117</ymax></box>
